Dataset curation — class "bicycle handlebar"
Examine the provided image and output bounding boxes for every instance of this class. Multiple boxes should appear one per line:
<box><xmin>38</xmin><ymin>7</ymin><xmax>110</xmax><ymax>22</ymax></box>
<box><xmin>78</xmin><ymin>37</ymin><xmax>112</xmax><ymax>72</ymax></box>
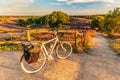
<box><xmin>49</xmin><ymin>28</ymin><xmax>59</xmax><ymax>37</ymax></box>
<box><xmin>21</xmin><ymin>41</ymin><xmax>34</xmax><ymax>49</ymax></box>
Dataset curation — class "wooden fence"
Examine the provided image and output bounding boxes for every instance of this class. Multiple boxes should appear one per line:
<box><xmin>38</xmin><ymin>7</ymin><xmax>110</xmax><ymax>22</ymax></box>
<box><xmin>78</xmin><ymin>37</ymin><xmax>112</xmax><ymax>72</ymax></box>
<box><xmin>0</xmin><ymin>29</ymin><xmax>84</xmax><ymax>48</ymax></box>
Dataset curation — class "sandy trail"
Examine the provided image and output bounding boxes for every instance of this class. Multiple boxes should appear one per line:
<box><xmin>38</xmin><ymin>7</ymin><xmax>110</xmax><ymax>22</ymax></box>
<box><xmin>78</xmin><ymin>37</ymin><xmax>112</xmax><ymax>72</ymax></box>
<box><xmin>0</xmin><ymin>33</ymin><xmax>120</xmax><ymax>80</ymax></box>
<box><xmin>77</xmin><ymin>33</ymin><xmax>120</xmax><ymax>80</ymax></box>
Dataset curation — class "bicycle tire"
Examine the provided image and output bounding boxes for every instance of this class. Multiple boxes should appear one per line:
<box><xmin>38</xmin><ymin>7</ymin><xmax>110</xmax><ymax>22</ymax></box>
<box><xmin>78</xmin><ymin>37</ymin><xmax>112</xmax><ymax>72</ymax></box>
<box><xmin>56</xmin><ymin>42</ymin><xmax>72</xmax><ymax>59</ymax></box>
<box><xmin>20</xmin><ymin>49</ymin><xmax>46</xmax><ymax>74</ymax></box>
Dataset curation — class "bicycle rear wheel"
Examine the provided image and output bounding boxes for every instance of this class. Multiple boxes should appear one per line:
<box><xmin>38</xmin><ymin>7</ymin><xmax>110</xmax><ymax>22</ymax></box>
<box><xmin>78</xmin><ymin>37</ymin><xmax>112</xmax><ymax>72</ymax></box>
<box><xmin>20</xmin><ymin>50</ymin><xmax>46</xmax><ymax>74</ymax></box>
<box><xmin>56</xmin><ymin>42</ymin><xmax>72</xmax><ymax>59</ymax></box>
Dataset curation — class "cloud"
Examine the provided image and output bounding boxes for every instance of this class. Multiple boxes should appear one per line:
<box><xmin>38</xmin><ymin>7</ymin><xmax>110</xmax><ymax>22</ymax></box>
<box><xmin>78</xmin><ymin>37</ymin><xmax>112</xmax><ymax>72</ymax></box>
<box><xmin>105</xmin><ymin>4</ymin><xmax>113</xmax><ymax>7</ymax></box>
<box><xmin>2</xmin><ymin>0</ymin><xmax>35</xmax><ymax>11</ymax></box>
<box><xmin>65</xmin><ymin>9</ymin><xmax>109</xmax><ymax>15</ymax></box>
<box><xmin>50</xmin><ymin>3</ymin><xmax>64</xmax><ymax>6</ymax></box>
<box><xmin>57</xmin><ymin>0</ymin><xmax>68</xmax><ymax>1</ymax></box>
<box><xmin>57</xmin><ymin>0</ymin><xmax>115</xmax><ymax>4</ymax></box>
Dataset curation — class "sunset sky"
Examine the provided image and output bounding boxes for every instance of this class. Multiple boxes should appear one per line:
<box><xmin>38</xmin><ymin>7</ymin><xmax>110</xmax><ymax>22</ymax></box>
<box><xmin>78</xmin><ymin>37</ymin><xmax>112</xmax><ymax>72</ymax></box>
<box><xmin>0</xmin><ymin>0</ymin><xmax>120</xmax><ymax>16</ymax></box>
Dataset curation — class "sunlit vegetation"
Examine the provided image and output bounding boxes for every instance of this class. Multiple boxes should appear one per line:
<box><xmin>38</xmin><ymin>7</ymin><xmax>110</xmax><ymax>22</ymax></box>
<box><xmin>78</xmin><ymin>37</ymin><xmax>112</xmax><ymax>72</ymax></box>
<box><xmin>91</xmin><ymin>7</ymin><xmax>120</xmax><ymax>34</ymax></box>
<box><xmin>110</xmin><ymin>41</ymin><xmax>120</xmax><ymax>55</ymax></box>
<box><xmin>109</xmin><ymin>38</ymin><xmax>120</xmax><ymax>55</ymax></box>
<box><xmin>103</xmin><ymin>33</ymin><xmax>120</xmax><ymax>55</ymax></box>
<box><xmin>0</xmin><ymin>44</ymin><xmax>22</xmax><ymax>52</ymax></box>
<box><xmin>0</xmin><ymin>16</ymin><xmax>10</xmax><ymax>23</ymax></box>
<box><xmin>17</xmin><ymin>11</ymin><xmax>69</xmax><ymax>29</ymax></box>
<box><xmin>90</xmin><ymin>7</ymin><xmax>120</xmax><ymax>54</ymax></box>
<box><xmin>108</xmin><ymin>34</ymin><xmax>120</xmax><ymax>55</ymax></box>
<box><xmin>0</xmin><ymin>11</ymin><xmax>96</xmax><ymax>53</ymax></box>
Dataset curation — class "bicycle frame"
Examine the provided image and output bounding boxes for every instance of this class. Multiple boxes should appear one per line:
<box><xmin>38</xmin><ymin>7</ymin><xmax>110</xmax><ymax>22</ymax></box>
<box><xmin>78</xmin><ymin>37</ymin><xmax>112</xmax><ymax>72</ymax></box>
<box><xmin>41</xmin><ymin>36</ymin><xmax>60</xmax><ymax>60</ymax></box>
<box><xmin>20</xmin><ymin>30</ymin><xmax>72</xmax><ymax>73</ymax></box>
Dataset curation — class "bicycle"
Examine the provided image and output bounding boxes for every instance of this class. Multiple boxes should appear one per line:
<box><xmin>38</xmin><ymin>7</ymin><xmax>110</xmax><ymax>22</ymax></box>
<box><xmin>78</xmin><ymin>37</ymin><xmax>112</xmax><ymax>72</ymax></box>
<box><xmin>20</xmin><ymin>30</ymin><xmax>73</xmax><ymax>74</ymax></box>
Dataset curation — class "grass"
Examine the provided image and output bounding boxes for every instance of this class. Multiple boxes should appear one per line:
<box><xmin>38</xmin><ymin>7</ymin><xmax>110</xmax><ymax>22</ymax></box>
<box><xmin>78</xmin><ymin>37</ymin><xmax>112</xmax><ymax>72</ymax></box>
<box><xmin>0</xmin><ymin>28</ymin><xmax>95</xmax><ymax>52</ymax></box>
<box><xmin>103</xmin><ymin>33</ymin><xmax>120</xmax><ymax>55</ymax></box>
<box><xmin>109</xmin><ymin>40</ymin><xmax>120</xmax><ymax>56</ymax></box>
<box><xmin>0</xmin><ymin>44</ymin><xmax>22</xmax><ymax>52</ymax></box>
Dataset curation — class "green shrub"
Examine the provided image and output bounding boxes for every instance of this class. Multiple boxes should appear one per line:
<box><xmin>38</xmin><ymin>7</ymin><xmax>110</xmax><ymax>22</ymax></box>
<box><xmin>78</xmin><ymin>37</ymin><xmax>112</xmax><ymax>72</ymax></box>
<box><xmin>0</xmin><ymin>44</ymin><xmax>22</xmax><ymax>52</ymax></box>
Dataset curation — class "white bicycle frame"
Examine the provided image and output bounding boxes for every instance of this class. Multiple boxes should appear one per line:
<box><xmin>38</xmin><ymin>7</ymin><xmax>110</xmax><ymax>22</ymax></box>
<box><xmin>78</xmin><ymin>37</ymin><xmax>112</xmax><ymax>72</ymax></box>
<box><xmin>20</xmin><ymin>30</ymin><xmax>72</xmax><ymax>74</ymax></box>
<box><xmin>40</xmin><ymin>33</ymin><xmax>65</xmax><ymax>60</ymax></box>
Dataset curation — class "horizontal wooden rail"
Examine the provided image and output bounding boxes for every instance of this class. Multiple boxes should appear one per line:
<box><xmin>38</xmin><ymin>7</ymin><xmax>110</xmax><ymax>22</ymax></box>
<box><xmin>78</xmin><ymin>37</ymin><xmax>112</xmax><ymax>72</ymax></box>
<box><xmin>0</xmin><ymin>41</ymin><xmax>21</xmax><ymax>45</ymax></box>
<box><xmin>0</xmin><ymin>29</ymin><xmax>84</xmax><ymax>49</ymax></box>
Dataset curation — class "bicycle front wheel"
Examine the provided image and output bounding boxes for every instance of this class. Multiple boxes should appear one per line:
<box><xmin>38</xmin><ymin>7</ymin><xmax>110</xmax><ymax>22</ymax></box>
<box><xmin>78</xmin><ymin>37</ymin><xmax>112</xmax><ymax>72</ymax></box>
<box><xmin>56</xmin><ymin>42</ymin><xmax>72</xmax><ymax>59</ymax></box>
<box><xmin>20</xmin><ymin>50</ymin><xmax>46</xmax><ymax>74</ymax></box>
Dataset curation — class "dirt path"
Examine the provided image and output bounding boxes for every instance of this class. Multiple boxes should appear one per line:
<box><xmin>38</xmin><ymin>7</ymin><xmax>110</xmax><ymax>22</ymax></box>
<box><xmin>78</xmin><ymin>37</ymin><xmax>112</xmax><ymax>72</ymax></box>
<box><xmin>77</xmin><ymin>33</ymin><xmax>120</xmax><ymax>80</ymax></box>
<box><xmin>0</xmin><ymin>33</ymin><xmax>120</xmax><ymax>80</ymax></box>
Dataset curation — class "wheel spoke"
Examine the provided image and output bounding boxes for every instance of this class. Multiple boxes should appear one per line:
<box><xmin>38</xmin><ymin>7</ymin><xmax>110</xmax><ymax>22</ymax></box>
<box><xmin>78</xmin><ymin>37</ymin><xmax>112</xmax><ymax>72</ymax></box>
<box><xmin>56</xmin><ymin>42</ymin><xmax>72</xmax><ymax>59</ymax></box>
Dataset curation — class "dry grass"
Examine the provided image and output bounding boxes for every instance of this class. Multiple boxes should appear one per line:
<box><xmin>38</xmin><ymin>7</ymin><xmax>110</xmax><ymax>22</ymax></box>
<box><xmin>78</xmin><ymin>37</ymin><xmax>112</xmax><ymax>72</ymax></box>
<box><xmin>102</xmin><ymin>33</ymin><xmax>120</xmax><ymax>55</ymax></box>
<box><xmin>103</xmin><ymin>33</ymin><xmax>120</xmax><ymax>55</ymax></box>
<box><xmin>109</xmin><ymin>39</ymin><xmax>120</xmax><ymax>55</ymax></box>
<box><xmin>0</xmin><ymin>17</ymin><xmax>96</xmax><ymax>53</ymax></box>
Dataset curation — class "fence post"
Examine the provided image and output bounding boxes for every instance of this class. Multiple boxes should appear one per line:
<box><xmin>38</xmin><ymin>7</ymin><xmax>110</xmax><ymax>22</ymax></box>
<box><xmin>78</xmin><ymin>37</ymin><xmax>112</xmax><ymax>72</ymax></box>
<box><xmin>81</xmin><ymin>33</ymin><xmax>84</xmax><ymax>46</ymax></box>
<box><xmin>27</xmin><ymin>30</ymin><xmax>31</xmax><ymax>41</ymax></box>
<box><xmin>75</xmin><ymin>30</ymin><xmax>79</xmax><ymax>48</ymax></box>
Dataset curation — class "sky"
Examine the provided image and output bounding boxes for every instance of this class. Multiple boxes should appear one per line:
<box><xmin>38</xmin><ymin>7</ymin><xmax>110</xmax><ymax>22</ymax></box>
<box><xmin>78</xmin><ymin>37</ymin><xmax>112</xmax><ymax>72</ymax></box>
<box><xmin>0</xmin><ymin>0</ymin><xmax>120</xmax><ymax>16</ymax></box>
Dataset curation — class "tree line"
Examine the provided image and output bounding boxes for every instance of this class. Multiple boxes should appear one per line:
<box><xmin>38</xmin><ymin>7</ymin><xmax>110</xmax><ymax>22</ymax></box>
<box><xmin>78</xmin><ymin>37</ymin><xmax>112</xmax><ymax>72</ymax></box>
<box><xmin>17</xmin><ymin>11</ymin><xmax>69</xmax><ymax>29</ymax></box>
<box><xmin>91</xmin><ymin>7</ymin><xmax>120</xmax><ymax>34</ymax></box>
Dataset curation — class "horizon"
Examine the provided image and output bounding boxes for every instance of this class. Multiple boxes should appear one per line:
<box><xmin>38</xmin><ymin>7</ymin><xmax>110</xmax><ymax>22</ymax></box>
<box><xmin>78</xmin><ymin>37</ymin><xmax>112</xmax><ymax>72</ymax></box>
<box><xmin>0</xmin><ymin>13</ymin><xmax>105</xmax><ymax>16</ymax></box>
<box><xmin>0</xmin><ymin>0</ymin><xmax>120</xmax><ymax>16</ymax></box>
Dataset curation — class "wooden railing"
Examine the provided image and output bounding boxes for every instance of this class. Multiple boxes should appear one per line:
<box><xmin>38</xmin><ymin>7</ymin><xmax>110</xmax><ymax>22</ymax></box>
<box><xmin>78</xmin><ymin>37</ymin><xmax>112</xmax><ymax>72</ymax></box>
<box><xmin>27</xmin><ymin>29</ymin><xmax>84</xmax><ymax>48</ymax></box>
<box><xmin>0</xmin><ymin>29</ymin><xmax>84</xmax><ymax>48</ymax></box>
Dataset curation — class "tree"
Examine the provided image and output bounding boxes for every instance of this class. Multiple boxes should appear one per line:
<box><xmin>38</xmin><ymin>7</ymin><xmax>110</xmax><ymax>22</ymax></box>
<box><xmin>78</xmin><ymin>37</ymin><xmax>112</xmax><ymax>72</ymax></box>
<box><xmin>17</xmin><ymin>11</ymin><xmax>70</xmax><ymax>29</ymax></box>
<box><xmin>40</xmin><ymin>15</ymin><xmax>49</xmax><ymax>25</ymax></box>
<box><xmin>26</xmin><ymin>18</ymin><xmax>34</xmax><ymax>25</ymax></box>
<box><xmin>17</xmin><ymin>19</ymin><xmax>26</xmax><ymax>27</ymax></box>
<box><xmin>48</xmin><ymin>11</ymin><xmax>69</xmax><ymax>28</ymax></box>
<box><xmin>90</xmin><ymin>18</ymin><xmax>99</xmax><ymax>29</ymax></box>
<box><xmin>104</xmin><ymin>7</ymin><xmax>120</xmax><ymax>34</ymax></box>
<box><xmin>34</xmin><ymin>18</ymin><xmax>41</xmax><ymax>24</ymax></box>
<box><xmin>91</xmin><ymin>16</ymin><xmax>105</xmax><ymax>32</ymax></box>
<box><xmin>91</xmin><ymin>7</ymin><xmax>120</xmax><ymax>34</ymax></box>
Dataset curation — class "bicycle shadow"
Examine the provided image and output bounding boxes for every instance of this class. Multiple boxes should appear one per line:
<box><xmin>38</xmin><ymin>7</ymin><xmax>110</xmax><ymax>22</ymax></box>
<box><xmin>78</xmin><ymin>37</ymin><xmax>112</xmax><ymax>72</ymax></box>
<box><xmin>36</xmin><ymin>53</ymin><xmax>82</xmax><ymax>80</ymax></box>
<box><xmin>0</xmin><ymin>51</ymin><xmax>84</xmax><ymax>80</ymax></box>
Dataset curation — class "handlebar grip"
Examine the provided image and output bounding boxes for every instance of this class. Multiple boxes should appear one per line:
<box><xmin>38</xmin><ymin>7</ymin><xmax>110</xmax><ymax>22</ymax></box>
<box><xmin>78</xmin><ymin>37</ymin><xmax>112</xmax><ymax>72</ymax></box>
<box><xmin>27</xmin><ymin>43</ymin><xmax>34</xmax><ymax>50</ymax></box>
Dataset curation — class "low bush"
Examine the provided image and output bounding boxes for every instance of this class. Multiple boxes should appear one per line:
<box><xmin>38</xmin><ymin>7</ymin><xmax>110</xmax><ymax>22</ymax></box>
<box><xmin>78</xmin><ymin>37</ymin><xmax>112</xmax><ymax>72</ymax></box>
<box><xmin>0</xmin><ymin>44</ymin><xmax>22</xmax><ymax>52</ymax></box>
<box><xmin>83</xmin><ymin>31</ymin><xmax>93</xmax><ymax>47</ymax></box>
<box><xmin>107</xmin><ymin>35</ymin><xmax>120</xmax><ymax>55</ymax></box>
<box><xmin>102</xmin><ymin>33</ymin><xmax>120</xmax><ymax>55</ymax></box>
